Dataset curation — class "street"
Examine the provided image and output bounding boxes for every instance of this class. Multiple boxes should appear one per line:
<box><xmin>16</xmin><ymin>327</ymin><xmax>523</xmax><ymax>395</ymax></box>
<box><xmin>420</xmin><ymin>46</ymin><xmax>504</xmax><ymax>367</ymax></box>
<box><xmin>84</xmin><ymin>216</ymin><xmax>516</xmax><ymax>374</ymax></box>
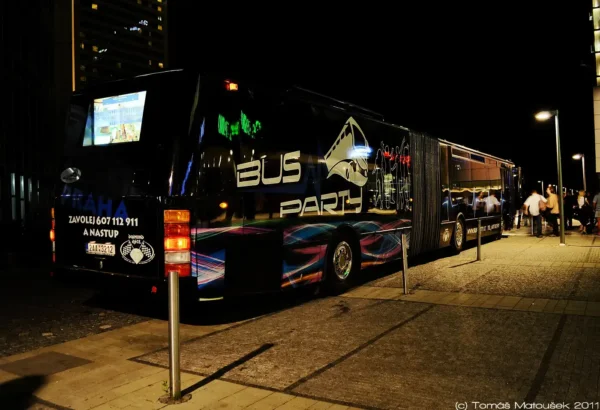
<box><xmin>0</xmin><ymin>232</ymin><xmax>599</xmax><ymax>409</ymax></box>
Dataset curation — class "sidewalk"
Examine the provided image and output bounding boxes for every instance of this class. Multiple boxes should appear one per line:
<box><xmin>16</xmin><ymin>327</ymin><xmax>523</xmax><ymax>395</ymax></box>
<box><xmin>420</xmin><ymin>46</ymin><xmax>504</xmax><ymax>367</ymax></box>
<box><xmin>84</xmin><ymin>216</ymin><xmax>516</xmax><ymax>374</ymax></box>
<box><xmin>1</xmin><ymin>233</ymin><xmax>599</xmax><ymax>409</ymax></box>
<box><xmin>0</xmin><ymin>319</ymin><xmax>360</xmax><ymax>409</ymax></box>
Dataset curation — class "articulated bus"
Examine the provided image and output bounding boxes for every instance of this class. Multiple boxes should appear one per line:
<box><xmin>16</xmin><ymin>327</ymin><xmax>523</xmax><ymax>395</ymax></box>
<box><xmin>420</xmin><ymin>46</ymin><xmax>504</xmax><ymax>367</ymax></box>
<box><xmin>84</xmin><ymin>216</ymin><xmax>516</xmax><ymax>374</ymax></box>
<box><xmin>52</xmin><ymin>70</ymin><xmax>517</xmax><ymax>299</ymax></box>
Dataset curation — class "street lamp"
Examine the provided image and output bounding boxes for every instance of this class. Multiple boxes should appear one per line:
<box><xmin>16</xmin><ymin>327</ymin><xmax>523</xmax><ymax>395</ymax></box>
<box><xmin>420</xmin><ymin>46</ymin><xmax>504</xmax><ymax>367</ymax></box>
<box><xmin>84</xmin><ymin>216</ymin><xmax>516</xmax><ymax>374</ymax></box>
<box><xmin>535</xmin><ymin>110</ymin><xmax>565</xmax><ymax>245</ymax></box>
<box><xmin>572</xmin><ymin>153</ymin><xmax>586</xmax><ymax>192</ymax></box>
<box><xmin>537</xmin><ymin>180</ymin><xmax>544</xmax><ymax>193</ymax></box>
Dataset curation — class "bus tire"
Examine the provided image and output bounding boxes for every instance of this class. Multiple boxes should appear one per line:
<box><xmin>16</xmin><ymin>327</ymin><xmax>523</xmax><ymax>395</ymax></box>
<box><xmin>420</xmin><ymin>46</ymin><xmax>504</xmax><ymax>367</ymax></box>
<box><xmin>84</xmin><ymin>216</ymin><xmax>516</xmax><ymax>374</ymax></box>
<box><xmin>452</xmin><ymin>218</ymin><xmax>465</xmax><ymax>253</ymax></box>
<box><xmin>325</xmin><ymin>233</ymin><xmax>359</xmax><ymax>294</ymax></box>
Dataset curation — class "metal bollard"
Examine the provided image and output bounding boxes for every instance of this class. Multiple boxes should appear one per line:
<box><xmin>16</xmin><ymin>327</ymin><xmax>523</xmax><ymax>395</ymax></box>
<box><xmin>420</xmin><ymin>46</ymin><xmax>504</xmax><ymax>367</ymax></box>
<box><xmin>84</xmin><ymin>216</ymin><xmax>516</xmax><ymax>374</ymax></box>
<box><xmin>401</xmin><ymin>232</ymin><xmax>409</xmax><ymax>294</ymax></box>
<box><xmin>477</xmin><ymin>219</ymin><xmax>482</xmax><ymax>261</ymax></box>
<box><xmin>168</xmin><ymin>271</ymin><xmax>181</xmax><ymax>400</ymax></box>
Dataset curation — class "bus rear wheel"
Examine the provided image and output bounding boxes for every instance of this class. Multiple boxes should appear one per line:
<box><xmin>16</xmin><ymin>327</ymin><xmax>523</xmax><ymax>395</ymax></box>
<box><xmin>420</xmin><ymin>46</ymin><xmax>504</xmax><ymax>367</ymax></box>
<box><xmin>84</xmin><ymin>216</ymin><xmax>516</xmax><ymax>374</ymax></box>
<box><xmin>326</xmin><ymin>234</ymin><xmax>359</xmax><ymax>293</ymax></box>
<box><xmin>452</xmin><ymin>218</ymin><xmax>465</xmax><ymax>253</ymax></box>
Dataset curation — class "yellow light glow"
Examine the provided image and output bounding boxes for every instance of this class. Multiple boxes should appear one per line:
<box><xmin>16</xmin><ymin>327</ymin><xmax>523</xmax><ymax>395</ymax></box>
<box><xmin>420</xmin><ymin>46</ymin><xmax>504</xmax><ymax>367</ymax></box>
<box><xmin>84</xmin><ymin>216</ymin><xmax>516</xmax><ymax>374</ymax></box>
<box><xmin>158</xmin><ymin>25</ymin><xmax>163</xmax><ymax>31</ymax></box>
<box><xmin>158</xmin><ymin>62</ymin><xmax>164</xmax><ymax>68</ymax></box>
<box><xmin>535</xmin><ymin>111</ymin><xmax>553</xmax><ymax>121</ymax></box>
<box><xmin>91</xmin><ymin>3</ymin><xmax>98</xmax><ymax>9</ymax></box>
<box><xmin>219</xmin><ymin>202</ymin><xmax>228</xmax><ymax>209</ymax></box>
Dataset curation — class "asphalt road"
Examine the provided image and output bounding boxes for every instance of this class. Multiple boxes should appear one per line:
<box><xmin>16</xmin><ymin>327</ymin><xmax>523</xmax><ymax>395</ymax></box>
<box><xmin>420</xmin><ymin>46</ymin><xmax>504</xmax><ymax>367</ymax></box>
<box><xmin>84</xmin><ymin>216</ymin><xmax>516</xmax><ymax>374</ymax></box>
<box><xmin>0</xmin><ymin>262</ymin><xmax>324</xmax><ymax>359</ymax></box>
<box><xmin>0</xmin><ymin>274</ymin><xmax>150</xmax><ymax>358</ymax></box>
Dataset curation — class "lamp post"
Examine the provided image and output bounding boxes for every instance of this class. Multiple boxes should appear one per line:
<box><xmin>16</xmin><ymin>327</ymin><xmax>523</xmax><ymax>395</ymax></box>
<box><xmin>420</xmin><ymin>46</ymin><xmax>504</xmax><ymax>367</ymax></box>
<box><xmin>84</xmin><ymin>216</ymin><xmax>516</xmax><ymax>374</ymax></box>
<box><xmin>535</xmin><ymin>110</ymin><xmax>565</xmax><ymax>245</ymax></box>
<box><xmin>537</xmin><ymin>180</ymin><xmax>544</xmax><ymax>193</ymax></box>
<box><xmin>572</xmin><ymin>154</ymin><xmax>586</xmax><ymax>192</ymax></box>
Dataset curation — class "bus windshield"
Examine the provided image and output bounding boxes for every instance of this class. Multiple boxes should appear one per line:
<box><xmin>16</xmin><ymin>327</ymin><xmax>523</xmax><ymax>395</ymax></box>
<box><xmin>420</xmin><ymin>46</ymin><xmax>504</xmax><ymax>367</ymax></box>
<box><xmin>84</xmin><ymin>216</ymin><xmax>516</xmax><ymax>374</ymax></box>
<box><xmin>82</xmin><ymin>91</ymin><xmax>148</xmax><ymax>146</ymax></box>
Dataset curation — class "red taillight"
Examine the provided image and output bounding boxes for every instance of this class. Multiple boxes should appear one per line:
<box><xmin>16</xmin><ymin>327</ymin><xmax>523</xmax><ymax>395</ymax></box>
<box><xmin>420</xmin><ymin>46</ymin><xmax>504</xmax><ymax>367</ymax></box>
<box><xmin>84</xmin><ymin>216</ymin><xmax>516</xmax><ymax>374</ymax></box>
<box><xmin>164</xmin><ymin>236</ymin><xmax>190</xmax><ymax>251</ymax></box>
<box><xmin>164</xmin><ymin>223</ymin><xmax>190</xmax><ymax>237</ymax></box>
<box><xmin>164</xmin><ymin>210</ymin><xmax>191</xmax><ymax>277</ymax></box>
<box><xmin>164</xmin><ymin>210</ymin><xmax>190</xmax><ymax>224</ymax></box>
<box><xmin>165</xmin><ymin>263</ymin><xmax>191</xmax><ymax>277</ymax></box>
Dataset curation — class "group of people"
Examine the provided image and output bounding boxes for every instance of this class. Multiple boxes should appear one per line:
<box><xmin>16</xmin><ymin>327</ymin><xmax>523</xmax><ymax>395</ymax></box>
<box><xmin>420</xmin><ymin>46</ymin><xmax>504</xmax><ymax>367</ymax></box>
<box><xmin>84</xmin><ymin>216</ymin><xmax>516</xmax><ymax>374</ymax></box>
<box><xmin>520</xmin><ymin>187</ymin><xmax>600</xmax><ymax>237</ymax></box>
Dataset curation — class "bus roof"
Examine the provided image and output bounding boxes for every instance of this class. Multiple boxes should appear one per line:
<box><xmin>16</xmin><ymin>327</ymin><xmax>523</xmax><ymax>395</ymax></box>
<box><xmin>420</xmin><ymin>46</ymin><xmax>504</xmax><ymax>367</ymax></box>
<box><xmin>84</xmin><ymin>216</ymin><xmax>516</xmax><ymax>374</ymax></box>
<box><xmin>438</xmin><ymin>139</ymin><xmax>515</xmax><ymax>167</ymax></box>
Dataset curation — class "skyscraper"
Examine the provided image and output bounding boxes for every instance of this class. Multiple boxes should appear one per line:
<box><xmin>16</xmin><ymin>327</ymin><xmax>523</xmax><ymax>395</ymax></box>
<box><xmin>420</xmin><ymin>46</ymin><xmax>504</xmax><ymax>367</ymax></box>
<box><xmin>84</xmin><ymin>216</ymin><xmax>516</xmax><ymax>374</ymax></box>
<box><xmin>73</xmin><ymin>0</ymin><xmax>168</xmax><ymax>91</ymax></box>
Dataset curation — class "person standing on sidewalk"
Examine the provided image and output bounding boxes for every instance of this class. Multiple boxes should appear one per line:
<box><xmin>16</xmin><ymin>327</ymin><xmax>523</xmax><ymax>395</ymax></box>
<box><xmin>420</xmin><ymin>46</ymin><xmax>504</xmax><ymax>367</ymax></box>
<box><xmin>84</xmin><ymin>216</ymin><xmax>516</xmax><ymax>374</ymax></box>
<box><xmin>545</xmin><ymin>186</ymin><xmax>560</xmax><ymax>236</ymax></box>
<box><xmin>523</xmin><ymin>188</ymin><xmax>547</xmax><ymax>238</ymax></box>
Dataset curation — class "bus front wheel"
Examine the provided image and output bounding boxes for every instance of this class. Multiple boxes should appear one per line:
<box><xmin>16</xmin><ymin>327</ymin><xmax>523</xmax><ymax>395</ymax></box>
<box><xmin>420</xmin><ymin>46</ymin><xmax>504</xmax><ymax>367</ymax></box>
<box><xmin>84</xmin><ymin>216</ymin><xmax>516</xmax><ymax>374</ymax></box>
<box><xmin>452</xmin><ymin>218</ymin><xmax>465</xmax><ymax>253</ymax></box>
<box><xmin>325</xmin><ymin>234</ymin><xmax>359</xmax><ymax>293</ymax></box>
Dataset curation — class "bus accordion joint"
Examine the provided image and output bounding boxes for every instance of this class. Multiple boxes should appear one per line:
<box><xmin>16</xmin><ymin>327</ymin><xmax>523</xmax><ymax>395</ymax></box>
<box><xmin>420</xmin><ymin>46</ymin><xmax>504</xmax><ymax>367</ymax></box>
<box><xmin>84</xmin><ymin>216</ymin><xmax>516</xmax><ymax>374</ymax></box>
<box><xmin>164</xmin><ymin>209</ymin><xmax>191</xmax><ymax>277</ymax></box>
<box><xmin>50</xmin><ymin>207</ymin><xmax>56</xmax><ymax>264</ymax></box>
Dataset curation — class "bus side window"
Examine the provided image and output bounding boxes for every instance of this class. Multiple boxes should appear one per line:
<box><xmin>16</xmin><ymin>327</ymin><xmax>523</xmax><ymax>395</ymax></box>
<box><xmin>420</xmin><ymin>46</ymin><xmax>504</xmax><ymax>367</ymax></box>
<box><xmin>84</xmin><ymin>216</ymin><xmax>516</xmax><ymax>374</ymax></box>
<box><xmin>450</xmin><ymin>156</ymin><xmax>473</xmax><ymax>218</ymax></box>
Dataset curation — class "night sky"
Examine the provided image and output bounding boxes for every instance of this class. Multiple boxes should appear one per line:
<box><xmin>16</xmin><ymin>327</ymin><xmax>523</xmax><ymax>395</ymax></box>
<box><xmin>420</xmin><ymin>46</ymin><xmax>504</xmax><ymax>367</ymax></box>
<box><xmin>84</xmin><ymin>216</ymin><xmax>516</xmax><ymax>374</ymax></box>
<box><xmin>169</xmin><ymin>2</ymin><xmax>594</xmax><ymax>192</ymax></box>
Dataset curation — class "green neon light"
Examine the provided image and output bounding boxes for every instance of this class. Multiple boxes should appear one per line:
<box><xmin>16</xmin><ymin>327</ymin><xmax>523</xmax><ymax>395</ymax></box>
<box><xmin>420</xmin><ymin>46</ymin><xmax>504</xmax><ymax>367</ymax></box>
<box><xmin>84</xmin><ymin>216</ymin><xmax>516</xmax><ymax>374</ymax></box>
<box><xmin>217</xmin><ymin>114</ymin><xmax>231</xmax><ymax>140</ymax></box>
<box><xmin>217</xmin><ymin>111</ymin><xmax>262</xmax><ymax>140</ymax></box>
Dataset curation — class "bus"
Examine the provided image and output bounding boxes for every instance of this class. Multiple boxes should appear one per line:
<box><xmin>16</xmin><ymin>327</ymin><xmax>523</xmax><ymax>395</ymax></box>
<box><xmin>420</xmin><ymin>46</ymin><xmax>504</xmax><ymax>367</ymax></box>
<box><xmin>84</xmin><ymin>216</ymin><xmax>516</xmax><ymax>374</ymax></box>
<box><xmin>52</xmin><ymin>70</ymin><xmax>517</xmax><ymax>300</ymax></box>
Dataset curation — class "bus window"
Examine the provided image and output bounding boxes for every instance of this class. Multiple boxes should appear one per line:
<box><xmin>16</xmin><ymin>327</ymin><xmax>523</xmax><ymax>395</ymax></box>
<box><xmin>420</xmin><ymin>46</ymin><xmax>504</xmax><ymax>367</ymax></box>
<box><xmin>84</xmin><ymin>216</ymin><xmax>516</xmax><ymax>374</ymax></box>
<box><xmin>450</xmin><ymin>156</ymin><xmax>474</xmax><ymax>218</ymax></box>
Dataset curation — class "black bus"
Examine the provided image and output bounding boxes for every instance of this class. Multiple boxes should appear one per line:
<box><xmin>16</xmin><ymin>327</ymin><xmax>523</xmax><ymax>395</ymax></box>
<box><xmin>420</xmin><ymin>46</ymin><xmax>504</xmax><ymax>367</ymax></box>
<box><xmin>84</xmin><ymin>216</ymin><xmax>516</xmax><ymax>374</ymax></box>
<box><xmin>52</xmin><ymin>70</ymin><xmax>517</xmax><ymax>300</ymax></box>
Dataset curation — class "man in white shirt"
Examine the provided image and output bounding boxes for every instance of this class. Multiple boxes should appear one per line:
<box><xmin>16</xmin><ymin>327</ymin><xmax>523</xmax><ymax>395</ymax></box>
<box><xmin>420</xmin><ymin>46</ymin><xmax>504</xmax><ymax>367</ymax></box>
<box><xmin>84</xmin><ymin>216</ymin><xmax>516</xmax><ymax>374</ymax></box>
<box><xmin>484</xmin><ymin>192</ymin><xmax>501</xmax><ymax>214</ymax></box>
<box><xmin>523</xmin><ymin>189</ymin><xmax>547</xmax><ymax>238</ymax></box>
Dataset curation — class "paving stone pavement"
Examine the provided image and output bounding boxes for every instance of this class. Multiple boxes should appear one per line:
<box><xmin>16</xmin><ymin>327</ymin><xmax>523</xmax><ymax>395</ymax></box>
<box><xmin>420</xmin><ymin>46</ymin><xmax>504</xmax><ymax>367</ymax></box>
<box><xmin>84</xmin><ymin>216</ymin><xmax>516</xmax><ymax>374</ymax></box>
<box><xmin>0</xmin><ymin>234</ymin><xmax>598</xmax><ymax>409</ymax></box>
<box><xmin>371</xmin><ymin>233</ymin><xmax>600</xmax><ymax>301</ymax></box>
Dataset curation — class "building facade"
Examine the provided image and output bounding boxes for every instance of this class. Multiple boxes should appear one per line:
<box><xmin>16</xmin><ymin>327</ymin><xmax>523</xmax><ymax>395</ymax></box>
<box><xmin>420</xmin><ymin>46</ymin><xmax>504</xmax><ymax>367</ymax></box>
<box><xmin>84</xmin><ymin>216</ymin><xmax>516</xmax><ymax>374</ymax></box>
<box><xmin>74</xmin><ymin>0</ymin><xmax>168</xmax><ymax>90</ymax></box>
<box><xmin>592</xmin><ymin>1</ymin><xmax>600</xmax><ymax>180</ymax></box>
<box><xmin>1</xmin><ymin>0</ymin><xmax>64</xmax><ymax>248</ymax></box>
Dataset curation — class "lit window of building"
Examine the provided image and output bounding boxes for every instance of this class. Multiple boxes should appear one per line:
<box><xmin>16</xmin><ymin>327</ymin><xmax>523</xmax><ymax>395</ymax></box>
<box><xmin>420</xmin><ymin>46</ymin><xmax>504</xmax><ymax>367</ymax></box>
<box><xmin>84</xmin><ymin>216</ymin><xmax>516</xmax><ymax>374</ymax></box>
<box><xmin>80</xmin><ymin>76</ymin><xmax>87</xmax><ymax>82</ymax></box>
<box><xmin>75</xmin><ymin>0</ymin><xmax>168</xmax><ymax>90</ymax></box>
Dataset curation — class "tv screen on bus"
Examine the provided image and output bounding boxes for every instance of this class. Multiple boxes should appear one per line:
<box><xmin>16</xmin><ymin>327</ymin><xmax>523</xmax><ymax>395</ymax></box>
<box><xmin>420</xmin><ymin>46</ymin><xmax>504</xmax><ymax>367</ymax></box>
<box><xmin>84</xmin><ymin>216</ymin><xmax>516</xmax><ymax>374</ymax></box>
<box><xmin>83</xmin><ymin>91</ymin><xmax>147</xmax><ymax>146</ymax></box>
